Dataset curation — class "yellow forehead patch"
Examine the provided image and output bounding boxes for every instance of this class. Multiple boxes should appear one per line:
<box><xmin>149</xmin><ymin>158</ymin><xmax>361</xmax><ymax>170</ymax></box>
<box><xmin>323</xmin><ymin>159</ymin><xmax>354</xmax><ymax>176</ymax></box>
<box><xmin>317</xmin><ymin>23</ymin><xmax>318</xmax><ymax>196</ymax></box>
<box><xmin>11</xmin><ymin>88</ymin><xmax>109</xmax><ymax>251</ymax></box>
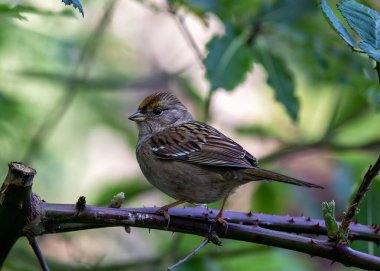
<box><xmin>138</xmin><ymin>92</ymin><xmax>178</xmax><ymax>111</ymax></box>
<box><xmin>138</xmin><ymin>95</ymin><xmax>160</xmax><ymax>110</ymax></box>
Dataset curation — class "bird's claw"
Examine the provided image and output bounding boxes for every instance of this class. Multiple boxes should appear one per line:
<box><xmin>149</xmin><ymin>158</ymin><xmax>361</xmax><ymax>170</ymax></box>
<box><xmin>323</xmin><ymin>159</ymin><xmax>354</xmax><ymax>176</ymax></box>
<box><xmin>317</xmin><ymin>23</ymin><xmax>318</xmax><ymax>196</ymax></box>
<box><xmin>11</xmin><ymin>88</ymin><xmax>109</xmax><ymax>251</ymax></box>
<box><xmin>156</xmin><ymin>208</ymin><xmax>171</xmax><ymax>229</ymax></box>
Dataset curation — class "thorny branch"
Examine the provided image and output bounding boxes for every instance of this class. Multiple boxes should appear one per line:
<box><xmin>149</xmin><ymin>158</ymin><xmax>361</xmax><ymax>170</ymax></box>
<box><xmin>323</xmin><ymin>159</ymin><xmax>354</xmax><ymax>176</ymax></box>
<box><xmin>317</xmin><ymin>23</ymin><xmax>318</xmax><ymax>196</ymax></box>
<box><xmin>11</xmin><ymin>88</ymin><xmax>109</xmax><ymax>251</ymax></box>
<box><xmin>1</xmin><ymin>160</ymin><xmax>380</xmax><ymax>270</ymax></box>
<box><xmin>37</xmin><ymin>203</ymin><xmax>380</xmax><ymax>270</ymax></box>
<box><xmin>38</xmin><ymin>205</ymin><xmax>380</xmax><ymax>244</ymax></box>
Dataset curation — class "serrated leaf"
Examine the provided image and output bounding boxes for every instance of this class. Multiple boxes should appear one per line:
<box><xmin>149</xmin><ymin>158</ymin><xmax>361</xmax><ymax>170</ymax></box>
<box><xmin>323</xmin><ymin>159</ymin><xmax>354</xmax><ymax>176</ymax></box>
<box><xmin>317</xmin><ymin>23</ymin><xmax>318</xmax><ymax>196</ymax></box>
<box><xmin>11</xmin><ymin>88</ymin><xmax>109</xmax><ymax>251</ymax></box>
<box><xmin>204</xmin><ymin>25</ymin><xmax>254</xmax><ymax>91</ymax></box>
<box><xmin>320</xmin><ymin>0</ymin><xmax>355</xmax><ymax>47</ymax></box>
<box><xmin>255</xmin><ymin>46</ymin><xmax>299</xmax><ymax>121</ymax></box>
<box><xmin>358</xmin><ymin>41</ymin><xmax>380</xmax><ymax>62</ymax></box>
<box><xmin>62</xmin><ymin>0</ymin><xmax>84</xmax><ymax>17</ymax></box>
<box><xmin>338</xmin><ymin>0</ymin><xmax>380</xmax><ymax>48</ymax></box>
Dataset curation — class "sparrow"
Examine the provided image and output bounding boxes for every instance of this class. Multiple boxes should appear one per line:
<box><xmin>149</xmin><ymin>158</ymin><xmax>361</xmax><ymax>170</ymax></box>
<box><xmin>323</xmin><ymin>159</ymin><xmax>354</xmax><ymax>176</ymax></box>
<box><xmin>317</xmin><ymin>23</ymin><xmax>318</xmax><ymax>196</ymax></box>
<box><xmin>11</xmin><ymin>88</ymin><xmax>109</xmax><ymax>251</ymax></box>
<box><xmin>129</xmin><ymin>92</ymin><xmax>322</xmax><ymax>223</ymax></box>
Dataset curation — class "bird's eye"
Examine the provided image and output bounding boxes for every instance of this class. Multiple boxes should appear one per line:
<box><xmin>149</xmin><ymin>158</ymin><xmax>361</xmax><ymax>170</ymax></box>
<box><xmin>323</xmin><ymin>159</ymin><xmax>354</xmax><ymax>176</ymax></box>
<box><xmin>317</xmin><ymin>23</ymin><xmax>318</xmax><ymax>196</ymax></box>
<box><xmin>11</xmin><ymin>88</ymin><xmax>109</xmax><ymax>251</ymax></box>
<box><xmin>153</xmin><ymin>107</ymin><xmax>163</xmax><ymax>115</ymax></box>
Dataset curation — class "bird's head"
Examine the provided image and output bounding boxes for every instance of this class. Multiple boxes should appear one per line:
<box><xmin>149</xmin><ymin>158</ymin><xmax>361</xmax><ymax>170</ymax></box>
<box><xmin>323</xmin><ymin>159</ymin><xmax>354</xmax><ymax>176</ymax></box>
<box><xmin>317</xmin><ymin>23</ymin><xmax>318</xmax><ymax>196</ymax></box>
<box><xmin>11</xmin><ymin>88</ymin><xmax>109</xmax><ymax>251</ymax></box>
<box><xmin>129</xmin><ymin>92</ymin><xmax>193</xmax><ymax>137</ymax></box>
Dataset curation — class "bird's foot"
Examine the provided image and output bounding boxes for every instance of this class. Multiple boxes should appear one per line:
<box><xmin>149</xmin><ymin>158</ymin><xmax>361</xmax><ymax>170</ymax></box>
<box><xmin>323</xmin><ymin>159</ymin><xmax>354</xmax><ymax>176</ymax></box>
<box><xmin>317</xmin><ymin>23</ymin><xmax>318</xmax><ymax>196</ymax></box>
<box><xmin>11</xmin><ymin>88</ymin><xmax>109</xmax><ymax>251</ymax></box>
<box><xmin>215</xmin><ymin>216</ymin><xmax>227</xmax><ymax>226</ymax></box>
<box><xmin>155</xmin><ymin>207</ymin><xmax>169</xmax><ymax>218</ymax></box>
<box><xmin>215</xmin><ymin>216</ymin><xmax>229</xmax><ymax>234</ymax></box>
<box><xmin>156</xmin><ymin>207</ymin><xmax>171</xmax><ymax>229</ymax></box>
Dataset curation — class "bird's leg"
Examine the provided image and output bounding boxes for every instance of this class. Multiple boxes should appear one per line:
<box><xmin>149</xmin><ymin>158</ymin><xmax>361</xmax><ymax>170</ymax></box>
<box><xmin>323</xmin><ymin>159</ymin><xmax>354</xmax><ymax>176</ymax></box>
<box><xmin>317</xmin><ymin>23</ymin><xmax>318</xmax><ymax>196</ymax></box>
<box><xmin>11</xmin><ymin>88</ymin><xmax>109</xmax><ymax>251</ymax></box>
<box><xmin>157</xmin><ymin>199</ymin><xmax>187</xmax><ymax>220</ymax></box>
<box><xmin>215</xmin><ymin>192</ymin><xmax>230</xmax><ymax>227</ymax></box>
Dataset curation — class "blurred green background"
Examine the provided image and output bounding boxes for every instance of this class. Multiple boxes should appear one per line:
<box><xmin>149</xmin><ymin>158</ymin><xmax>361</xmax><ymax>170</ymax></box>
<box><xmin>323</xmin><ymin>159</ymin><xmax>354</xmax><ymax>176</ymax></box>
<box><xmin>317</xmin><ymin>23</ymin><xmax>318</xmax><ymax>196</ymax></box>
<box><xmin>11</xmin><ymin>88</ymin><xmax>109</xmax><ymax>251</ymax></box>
<box><xmin>1</xmin><ymin>0</ymin><xmax>379</xmax><ymax>270</ymax></box>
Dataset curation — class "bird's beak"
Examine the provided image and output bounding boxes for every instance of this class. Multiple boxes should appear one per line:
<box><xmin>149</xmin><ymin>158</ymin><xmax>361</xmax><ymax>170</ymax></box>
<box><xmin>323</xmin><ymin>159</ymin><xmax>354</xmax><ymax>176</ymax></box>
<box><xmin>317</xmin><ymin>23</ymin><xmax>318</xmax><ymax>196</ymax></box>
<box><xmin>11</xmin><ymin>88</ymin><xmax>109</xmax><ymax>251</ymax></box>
<box><xmin>128</xmin><ymin>111</ymin><xmax>146</xmax><ymax>122</ymax></box>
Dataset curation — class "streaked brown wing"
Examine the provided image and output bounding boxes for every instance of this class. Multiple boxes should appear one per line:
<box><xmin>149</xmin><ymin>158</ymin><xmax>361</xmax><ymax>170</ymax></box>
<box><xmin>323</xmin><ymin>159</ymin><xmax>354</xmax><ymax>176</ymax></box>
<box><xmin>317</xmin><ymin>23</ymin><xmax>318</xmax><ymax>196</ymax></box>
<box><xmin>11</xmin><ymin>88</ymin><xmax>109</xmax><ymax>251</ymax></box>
<box><xmin>148</xmin><ymin>121</ymin><xmax>257</xmax><ymax>168</ymax></box>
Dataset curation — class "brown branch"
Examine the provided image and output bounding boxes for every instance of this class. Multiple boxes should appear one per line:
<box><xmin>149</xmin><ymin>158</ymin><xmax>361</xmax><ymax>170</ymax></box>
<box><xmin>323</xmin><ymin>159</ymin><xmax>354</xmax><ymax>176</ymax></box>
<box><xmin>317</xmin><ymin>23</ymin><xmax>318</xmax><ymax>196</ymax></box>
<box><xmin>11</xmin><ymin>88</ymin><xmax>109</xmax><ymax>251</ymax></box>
<box><xmin>0</xmin><ymin>162</ymin><xmax>36</xmax><ymax>268</ymax></box>
<box><xmin>339</xmin><ymin>155</ymin><xmax>380</xmax><ymax>244</ymax></box>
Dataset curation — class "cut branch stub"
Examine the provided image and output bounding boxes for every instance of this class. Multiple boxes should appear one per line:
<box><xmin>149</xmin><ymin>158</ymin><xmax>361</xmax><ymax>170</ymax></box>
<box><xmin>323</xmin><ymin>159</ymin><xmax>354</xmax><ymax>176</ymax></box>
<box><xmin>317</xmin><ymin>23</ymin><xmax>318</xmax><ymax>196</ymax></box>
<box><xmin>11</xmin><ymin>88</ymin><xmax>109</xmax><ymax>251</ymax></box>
<box><xmin>0</xmin><ymin>162</ymin><xmax>37</xmax><ymax>267</ymax></box>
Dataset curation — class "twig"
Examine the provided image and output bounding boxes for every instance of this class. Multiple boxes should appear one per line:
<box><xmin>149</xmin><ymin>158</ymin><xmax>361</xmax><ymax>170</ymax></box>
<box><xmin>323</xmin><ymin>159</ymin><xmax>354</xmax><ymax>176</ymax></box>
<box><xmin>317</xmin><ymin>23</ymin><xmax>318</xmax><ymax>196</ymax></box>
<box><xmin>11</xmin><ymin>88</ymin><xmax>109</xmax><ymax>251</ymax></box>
<box><xmin>48</xmin><ymin>246</ymin><xmax>269</xmax><ymax>270</ymax></box>
<box><xmin>167</xmin><ymin>237</ymin><xmax>209</xmax><ymax>271</ymax></box>
<box><xmin>339</xmin><ymin>155</ymin><xmax>380</xmax><ymax>244</ymax></box>
<box><xmin>259</xmin><ymin>140</ymin><xmax>380</xmax><ymax>165</ymax></box>
<box><xmin>170</xmin><ymin>9</ymin><xmax>204</xmax><ymax>69</ymax></box>
<box><xmin>26</xmin><ymin>235</ymin><xmax>50</xmax><ymax>271</ymax></box>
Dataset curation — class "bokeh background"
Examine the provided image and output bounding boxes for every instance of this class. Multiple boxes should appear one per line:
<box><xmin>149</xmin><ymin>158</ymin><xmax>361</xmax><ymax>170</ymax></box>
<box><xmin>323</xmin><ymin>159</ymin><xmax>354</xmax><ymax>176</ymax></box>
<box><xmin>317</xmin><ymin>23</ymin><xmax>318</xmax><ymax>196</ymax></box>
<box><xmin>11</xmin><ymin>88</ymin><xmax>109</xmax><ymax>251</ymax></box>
<box><xmin>1</xmin><ymin>0</ymin><xmax>380</xmax><ymax>270</ymax></box>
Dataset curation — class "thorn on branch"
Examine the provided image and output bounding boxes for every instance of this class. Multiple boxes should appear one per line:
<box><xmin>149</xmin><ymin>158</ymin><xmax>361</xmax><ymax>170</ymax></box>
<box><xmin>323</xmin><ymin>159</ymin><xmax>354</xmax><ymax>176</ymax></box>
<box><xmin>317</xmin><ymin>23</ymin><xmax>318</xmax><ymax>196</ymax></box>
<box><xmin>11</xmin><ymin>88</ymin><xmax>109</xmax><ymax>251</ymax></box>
<box><xmin>375</xmin><ymin>227</ymin><xmax>380</xmax><ymax>234</ymax></box>
<box><xmin>313</xmin><ymin>223</ymin><xmax>321</xmax><ymax>228</ymax></box>
<box><xmin>75</xmin><ymin>196</ymin><xmax>86</xmax><ymax>215</ymax></box>
<box><xmin>288</xmin><ymin>218</ymin><xmax>295</xmax><ymax>223</ymax></box>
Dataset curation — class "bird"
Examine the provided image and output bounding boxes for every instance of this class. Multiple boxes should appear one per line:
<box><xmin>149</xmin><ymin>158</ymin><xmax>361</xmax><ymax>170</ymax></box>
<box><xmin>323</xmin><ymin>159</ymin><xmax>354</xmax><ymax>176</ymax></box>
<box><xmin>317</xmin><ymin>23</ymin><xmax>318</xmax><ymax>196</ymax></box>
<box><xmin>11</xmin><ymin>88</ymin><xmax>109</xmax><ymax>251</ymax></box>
<box><xmin>129</xmin><ymin>92</ymin><xmax>323</xmax><ymax>224</ymax></box>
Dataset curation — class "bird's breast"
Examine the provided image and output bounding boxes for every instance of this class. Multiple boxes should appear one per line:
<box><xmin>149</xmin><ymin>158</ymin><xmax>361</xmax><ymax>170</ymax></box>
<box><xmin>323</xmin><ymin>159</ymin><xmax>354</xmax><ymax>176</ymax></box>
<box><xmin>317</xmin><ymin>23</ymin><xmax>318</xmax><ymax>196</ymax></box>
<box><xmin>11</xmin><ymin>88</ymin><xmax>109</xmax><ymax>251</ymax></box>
<box><xmin>136</xmin><ymin>144</ymin><xmax>240</xmax><ymax>203</ymax></box>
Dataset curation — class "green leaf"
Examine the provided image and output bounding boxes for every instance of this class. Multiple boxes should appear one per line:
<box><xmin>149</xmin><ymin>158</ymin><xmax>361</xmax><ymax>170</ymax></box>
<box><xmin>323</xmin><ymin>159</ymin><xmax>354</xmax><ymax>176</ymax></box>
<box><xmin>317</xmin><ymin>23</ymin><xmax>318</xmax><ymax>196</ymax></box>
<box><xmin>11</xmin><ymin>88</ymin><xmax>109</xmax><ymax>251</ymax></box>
<box><xmin>338</xmin><ymin>0</ymin><xmax>380</xmax><ymax>48</ymax></box>
<box><xmin>358</xmin><ymin>41</ymin><xmax>380</xmax><ymax>62</ymax></box>
<box><xmin>204</xmin><ymin>25</ymin><xmax>254</xmax><ymax>91</ymax></box>
<box><xmin>320</xmin><ymin>0</ymin><xmax>355</xmax><ymax>47</ymax></box>
<box><xmin>321</xmin><ymin>200</ymin><xmax>339</xmax><ymax>239</ymax></box>
<box><xmin>254</xmin><ymin>46</ymin><xmax>299</xmax><ymax>121</ymax></box>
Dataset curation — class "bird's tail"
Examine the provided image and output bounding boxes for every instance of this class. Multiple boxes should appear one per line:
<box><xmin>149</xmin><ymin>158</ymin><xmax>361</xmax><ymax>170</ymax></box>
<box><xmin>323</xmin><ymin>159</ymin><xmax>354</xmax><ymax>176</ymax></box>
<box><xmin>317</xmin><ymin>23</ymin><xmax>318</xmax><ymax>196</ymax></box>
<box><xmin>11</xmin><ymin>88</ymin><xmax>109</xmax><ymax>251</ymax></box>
<box><xmin>242</xmin><ymin>167</ymin><xmax>323</xmax><ymax>189</ymax></box>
